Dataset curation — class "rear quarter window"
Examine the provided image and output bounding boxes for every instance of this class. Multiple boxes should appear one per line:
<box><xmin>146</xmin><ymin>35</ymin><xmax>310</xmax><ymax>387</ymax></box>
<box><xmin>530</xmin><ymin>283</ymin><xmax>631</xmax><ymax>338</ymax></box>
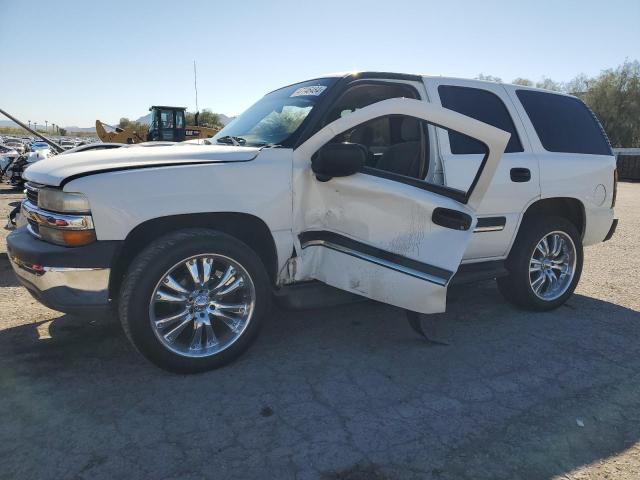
<box><xmin>438</xmin><ymin>85</ymin><xmax>524</xmax><ymax>154</ymax></box>
<box><xmin>516</xmin><ymin>90</ymin><xmax>612</xmax><ymax>155</ymax></box>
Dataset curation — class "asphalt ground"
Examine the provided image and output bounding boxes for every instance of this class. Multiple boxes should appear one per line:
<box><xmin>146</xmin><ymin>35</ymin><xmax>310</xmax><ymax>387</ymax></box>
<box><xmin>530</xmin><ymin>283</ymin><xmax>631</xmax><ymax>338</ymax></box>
<box><xmin>0</xmin><ymin>182</ymin><xmax>639</xmax><ymax>480</ymax></box>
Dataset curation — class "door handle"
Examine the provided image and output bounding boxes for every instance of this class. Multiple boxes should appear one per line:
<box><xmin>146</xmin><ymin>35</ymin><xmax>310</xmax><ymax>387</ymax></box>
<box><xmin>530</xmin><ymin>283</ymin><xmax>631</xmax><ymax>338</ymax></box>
<box><xmin>510</xmin><ymin>168</ymin><xmax>531</xmax><ymax>182</ymax></box>
<box><xmin>432</xmin><ymin>208</ymin><xmax>472</xmax><ymax>231</ymax></box>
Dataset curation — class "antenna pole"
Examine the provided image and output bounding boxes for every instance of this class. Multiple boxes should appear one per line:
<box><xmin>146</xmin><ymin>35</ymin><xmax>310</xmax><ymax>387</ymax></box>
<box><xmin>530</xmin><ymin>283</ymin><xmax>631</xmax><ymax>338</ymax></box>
<box><xmin>193</xmin><ymin>60</ymin><xmax>199</xmax><ymax>113</ymax></box>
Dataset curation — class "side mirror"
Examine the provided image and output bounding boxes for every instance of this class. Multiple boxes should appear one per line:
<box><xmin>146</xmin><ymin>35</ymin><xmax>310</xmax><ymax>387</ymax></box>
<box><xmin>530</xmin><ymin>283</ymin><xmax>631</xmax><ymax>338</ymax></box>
<box><xmin>311</xmin><ymin>143</ymin><xmax>366</xmax><ymax>182</ymax></box>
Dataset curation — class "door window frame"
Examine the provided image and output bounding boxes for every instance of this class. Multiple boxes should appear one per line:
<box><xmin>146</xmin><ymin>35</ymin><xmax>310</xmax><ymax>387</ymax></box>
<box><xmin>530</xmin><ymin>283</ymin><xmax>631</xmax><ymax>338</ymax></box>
<box><xmin>305</xmin><ymin>78</ymin><xmax>481</xmax><ymax>200</ymax></box>
<box><xmin>294</xmin><ymin>97</ymin><xmax>510</xmax><ymax>211</ymax></box>
<box><xmin>292</xmin><ymin>73</ymin><xmax>424</xmax><ymax>149</ymax></box>
<box><xmin>326</xmin><ymin>113</ymin><xmax>488</xmax><ymax>205</ymax></box>
<box><xmin>320</xmin><ymin>79</ymin><xmax>421</xmax><ymax>127</ymax></box>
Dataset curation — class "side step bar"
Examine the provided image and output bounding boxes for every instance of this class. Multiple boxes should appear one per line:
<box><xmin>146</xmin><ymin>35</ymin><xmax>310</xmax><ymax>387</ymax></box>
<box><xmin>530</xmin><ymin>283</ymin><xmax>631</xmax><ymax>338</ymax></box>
<box><xmin>273</xmin><ymin>281</ymin><xmax>366</xmax><ymax>310</ymax></box>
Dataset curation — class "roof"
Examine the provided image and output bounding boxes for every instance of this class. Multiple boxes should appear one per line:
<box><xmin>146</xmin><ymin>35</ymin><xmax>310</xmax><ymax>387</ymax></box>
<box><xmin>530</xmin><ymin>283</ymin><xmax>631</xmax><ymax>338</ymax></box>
<box><xmin>312</xmin><ymin>72</ymin><xmax>577</xmax><ymax>97</ymax></box>
<box><xmin>149</xmin><ymin>106</ymin><xmax>186</xmax><ymax>111</ymax></box>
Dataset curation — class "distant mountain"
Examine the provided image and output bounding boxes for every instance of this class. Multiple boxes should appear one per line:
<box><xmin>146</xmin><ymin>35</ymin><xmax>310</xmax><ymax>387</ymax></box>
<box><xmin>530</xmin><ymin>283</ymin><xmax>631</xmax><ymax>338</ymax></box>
<box><xmin>0</xmin><ymin>119</ymin><xmax>96</xmax><ymax>133</ymax></box>
<box><xmin>135</xmin><ymin>113</ymin><xmax>152</xmax><ymax>125</ymax></box>
<box><xmin>65</xmin><ymin>126</ymin><xmax>97</xmax><ymax>133</ymax></box>
<box><xmin>218</xmin><ymin>114</ymin><xmax>235</xmax><ymax>125</ymax></box>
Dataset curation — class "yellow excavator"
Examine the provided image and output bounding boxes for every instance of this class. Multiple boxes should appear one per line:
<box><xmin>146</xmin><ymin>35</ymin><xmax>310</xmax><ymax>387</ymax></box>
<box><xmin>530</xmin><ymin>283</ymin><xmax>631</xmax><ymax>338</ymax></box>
<box><xmin>96</xmin><ymin>106</ymin><xmax>220</xmax><ymax>144</ymax></box>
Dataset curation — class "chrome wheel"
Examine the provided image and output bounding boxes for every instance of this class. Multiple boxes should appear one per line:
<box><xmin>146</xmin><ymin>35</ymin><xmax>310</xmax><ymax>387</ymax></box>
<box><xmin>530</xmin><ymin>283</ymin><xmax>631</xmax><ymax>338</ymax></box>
<box><xmin>149</xmin><ymin>254</ymin><xmax>256</xmax><ymax>358</ymax></box>
<box><xmin>529</xmin><ymin>231</ymin><xmax>576</xmax><ymax>301</ymax></box>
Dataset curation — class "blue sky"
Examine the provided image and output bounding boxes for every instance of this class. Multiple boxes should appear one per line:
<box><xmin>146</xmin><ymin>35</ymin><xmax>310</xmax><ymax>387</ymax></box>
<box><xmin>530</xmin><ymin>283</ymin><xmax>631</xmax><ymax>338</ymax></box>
<box><xmin>1</xmin><ymin>0</ymin><xmax>638</xmax><ymax>127</ymax></box>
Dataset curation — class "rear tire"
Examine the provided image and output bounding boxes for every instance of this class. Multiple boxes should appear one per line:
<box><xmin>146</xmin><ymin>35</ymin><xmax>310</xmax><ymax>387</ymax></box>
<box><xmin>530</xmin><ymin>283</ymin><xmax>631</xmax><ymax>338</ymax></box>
<box><xmin>497</xmin><ymin>216</ymin><xmax>583</xmax><ymax>311</ymax></box>
<box><xmin>119</xmin><ymin>229</ymin><xmax>271</xmax><ymax>373</ymax></box>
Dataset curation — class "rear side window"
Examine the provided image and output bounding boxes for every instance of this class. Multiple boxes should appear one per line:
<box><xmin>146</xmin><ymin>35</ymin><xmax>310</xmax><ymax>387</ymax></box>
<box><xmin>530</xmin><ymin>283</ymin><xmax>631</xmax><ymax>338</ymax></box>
<box><xmin>438</xmin><ymin>85</ymin><xmax>523</xmax><ymax>154</ymax></box>
<box><xmin>516</xmin><ymin>90</ymin><xmax>612</xmax><ymax>155</ymax></box>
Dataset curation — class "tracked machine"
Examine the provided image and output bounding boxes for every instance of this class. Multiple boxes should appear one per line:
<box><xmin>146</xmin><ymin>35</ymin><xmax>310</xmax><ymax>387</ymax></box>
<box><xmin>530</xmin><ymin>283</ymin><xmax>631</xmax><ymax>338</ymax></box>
<box><xmin>96</xmin><ymin>106</ymin><xmax>220</xmax><ymax>144</ymax></box>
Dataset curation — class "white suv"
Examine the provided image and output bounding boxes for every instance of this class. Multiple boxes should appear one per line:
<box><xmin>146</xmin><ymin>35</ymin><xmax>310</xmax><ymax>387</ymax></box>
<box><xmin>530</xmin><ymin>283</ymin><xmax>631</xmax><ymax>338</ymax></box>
<box><xmin>8</xmin><ymin>72</ymin><xmax>618</xmax><ymax>373</ymax></box>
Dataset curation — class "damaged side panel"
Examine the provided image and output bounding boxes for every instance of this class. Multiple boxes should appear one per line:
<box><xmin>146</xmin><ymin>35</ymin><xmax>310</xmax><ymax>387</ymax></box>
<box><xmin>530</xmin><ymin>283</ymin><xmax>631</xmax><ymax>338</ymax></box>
<box><xmin>300</xmin><ymin>244</ymin><xmax>448</xmax><ymax>313</ymax></box>
<box><xmin>291</xmin><ymin>98</ymin><xmax>509</xmax><ymax>314</ymax></box>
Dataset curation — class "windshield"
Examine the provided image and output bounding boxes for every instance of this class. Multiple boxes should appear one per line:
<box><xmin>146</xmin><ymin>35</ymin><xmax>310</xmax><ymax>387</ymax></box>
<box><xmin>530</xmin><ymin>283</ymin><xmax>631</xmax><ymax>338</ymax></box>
<box><xmin>212</xmin><ymin>77</ymin><xmax>338</xmax><ymax>147</ymax></box>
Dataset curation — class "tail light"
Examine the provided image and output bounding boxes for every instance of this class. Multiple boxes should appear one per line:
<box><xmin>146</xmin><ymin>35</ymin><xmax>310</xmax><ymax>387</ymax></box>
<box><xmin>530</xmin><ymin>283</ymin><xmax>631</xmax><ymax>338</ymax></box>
<box><xmin>612</xmin><ymin>168</ymin><xmax>618</xmax><ymax>208</ymax></box>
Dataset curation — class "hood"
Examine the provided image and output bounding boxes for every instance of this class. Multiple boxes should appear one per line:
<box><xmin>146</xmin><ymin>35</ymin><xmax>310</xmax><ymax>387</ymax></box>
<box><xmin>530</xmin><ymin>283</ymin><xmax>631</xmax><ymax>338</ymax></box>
<box><xmin>24</xmin><ymin>144</ymin><xmax>261</xmax><ymax>187</ymax></box>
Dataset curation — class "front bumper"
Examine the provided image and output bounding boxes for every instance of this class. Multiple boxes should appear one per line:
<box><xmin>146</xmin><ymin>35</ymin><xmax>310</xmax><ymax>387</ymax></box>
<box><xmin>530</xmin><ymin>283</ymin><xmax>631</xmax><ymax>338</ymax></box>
<box><xmin>7</xmin><ymin>227</ymin><xmax>121</xmax><ymax>315</ymax></box>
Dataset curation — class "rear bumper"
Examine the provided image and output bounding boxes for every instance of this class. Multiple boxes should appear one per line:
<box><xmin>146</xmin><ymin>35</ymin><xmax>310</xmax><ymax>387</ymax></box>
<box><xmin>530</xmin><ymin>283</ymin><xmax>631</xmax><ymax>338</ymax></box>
<box><xmin>6</xmin><ymin>227</ymin><xmax>120</xmax><ymax>315</ymax></box>
<box><xmin>604</xmin><ymin>218</ymin><xmax>618</xmax><ymax>242</ymax></box>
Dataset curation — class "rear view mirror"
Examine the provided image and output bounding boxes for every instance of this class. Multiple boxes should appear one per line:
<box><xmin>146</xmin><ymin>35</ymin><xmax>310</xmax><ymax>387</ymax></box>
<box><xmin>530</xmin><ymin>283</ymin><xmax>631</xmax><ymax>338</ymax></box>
<box><xmin>311</xmin><ymin>143</ymin><xmax>366</xmax><ymax>182</ymax></box>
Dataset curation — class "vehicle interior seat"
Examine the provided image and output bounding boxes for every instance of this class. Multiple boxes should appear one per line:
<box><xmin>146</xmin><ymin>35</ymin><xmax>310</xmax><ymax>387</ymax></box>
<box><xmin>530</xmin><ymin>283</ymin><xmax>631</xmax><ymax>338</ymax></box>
<box><xmin>375</xmin><ymin>117</ymin><xmax>423</xmax><ymax>178</ymax></box>
<box><xmin>349</xmin><ymin>125</ymin><xmax>378</xmax><ymax>167</ymax></box>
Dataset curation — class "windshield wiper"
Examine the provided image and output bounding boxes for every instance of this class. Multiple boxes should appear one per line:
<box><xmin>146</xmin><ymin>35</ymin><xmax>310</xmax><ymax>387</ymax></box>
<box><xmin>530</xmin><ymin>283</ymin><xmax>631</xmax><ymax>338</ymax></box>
<box><xmin>216</xmin><ymin>136</ymin><xmax>246</xmax><ymax>146</ymax></box>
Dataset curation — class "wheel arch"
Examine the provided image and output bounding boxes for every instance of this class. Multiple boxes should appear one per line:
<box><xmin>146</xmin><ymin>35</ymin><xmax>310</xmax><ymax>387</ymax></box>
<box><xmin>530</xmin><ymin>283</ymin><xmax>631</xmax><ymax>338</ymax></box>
<box><xmin>519</xmin><ymin>197</ymin><xmax>586</xmax><ymax>240</ymax></box>
<box><xmin>109</xmin><ymin>212</ymin><xmax>279</xmax><ymax>300</ymax></box>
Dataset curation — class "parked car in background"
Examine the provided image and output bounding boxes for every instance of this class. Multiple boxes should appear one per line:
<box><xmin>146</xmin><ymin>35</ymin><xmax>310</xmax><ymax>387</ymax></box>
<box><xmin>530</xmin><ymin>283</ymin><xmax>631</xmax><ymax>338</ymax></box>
<box><xmin>7</xmin><ymin>72</ymin><xmax>617</xmax><ymax>373</ymax></box>
<box><xmin>4</xmin><ymin>139</ymin><xmax>26</xmax><ymax>155</ymax></box>
<box><xmin>0</xmin><ymin>144</ymin><xmax>20</xmax><ymax>174</ymax></box>
<box><xmin>59</xmin><ymin>140</ymin><xmax>76</xmax><ymax>150</ymax></box>
<box><xmin>30</xmin><ymin>141</ymin><xmax>51</xmax><ymax>151</ymax></box>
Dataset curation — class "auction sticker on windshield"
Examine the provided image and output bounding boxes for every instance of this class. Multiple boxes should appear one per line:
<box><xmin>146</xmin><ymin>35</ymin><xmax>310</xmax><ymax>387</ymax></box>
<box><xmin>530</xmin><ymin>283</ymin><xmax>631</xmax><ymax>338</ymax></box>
<box><xmin>290</xmin><ymin>86</ymin><xmax>327</xmax><ymax>97</ymax></box>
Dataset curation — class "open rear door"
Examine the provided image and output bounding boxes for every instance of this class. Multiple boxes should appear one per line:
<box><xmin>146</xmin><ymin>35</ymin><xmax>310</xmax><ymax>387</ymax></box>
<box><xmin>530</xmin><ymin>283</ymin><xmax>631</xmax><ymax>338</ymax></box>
<box><xmin>292</xmin><ymin>98</ymin><xmax>510</xmax><ymax>314</ymax></box>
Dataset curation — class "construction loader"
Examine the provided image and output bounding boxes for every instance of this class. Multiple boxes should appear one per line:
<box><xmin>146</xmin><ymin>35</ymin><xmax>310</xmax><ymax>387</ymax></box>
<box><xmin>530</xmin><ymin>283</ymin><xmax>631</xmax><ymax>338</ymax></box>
<box><xmin>96</xmin><ymin>106</ymin><xmax>220</xmax><ymax>144</ymax></box>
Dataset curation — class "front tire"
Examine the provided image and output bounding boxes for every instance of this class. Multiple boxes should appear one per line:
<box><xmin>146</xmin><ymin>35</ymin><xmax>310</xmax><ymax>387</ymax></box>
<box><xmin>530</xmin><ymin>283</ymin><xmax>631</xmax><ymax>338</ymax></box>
<box><xmin>497</xmin><ymin>216</ymin><xmax>583</xmax><ymax>311</ymax></box>
<box><xmin>119</xmin><ymin>229</ymin><xmax>271</xmax><ymax>373</ymax></box>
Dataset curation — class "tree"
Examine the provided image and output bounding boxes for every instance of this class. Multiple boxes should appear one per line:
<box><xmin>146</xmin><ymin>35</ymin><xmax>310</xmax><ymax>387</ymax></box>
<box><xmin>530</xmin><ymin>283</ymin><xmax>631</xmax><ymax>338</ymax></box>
<box><xmin>581</xmin><ymin>60</ymin><xmax>640</xmax><ymax>147</ymax></box>
<box><xmin>512</xmin><ymin>77</ymin><xmax>534</xmax><ymax>87</ymax></box>
<box><xmin>186</xmin><ymin>109</ymin><xmax>224</xmax><ymax>129</ymax></box>
<box><xmin>564</xmin><ymin>74</ymin><xmax>591</xmax><ymax>95</ymax></box>
<box><xmin>118</xmin><ymin>117</ymin><xmax>148</xmax><ymax>134</ymax></box>
<box><xmin>535</xmin><ymin>77</ymin><xmax>563</xmax><ymax>92</ymax></box>
<box><xmin>118</xmin><ymin>117</ymin><xmax>131</xmax><ymax>128</ymax></box>
<box><xmin>59</xmin><ymin>128</ymin><xmax>67</xmax><ymax>136</ymax></box>
<box><xmin>476</xmin><ymin>74</ymin><xmax>503</xmax><ymax>83</ymax></box>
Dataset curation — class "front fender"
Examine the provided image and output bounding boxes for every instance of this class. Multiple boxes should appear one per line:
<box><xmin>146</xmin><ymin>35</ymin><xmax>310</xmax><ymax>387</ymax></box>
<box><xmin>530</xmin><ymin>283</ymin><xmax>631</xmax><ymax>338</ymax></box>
<box><xmin>64</xmin><ymin>148</ymin><xmax>293</xmax><ymax>241</ymax></box>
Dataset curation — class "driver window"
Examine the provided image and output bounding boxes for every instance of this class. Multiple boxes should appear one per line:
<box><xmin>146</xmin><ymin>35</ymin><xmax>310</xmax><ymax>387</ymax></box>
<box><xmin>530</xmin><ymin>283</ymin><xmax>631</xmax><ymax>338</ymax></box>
<box><xmin>160</xmin><ymin>110</ymin><xmax>174</xmax><ymax>129</ymax></box>
<box><xmin>324</xmin><ymin>82</ymin><xmax>420</xmax><ymax>126</ymax></box>
<box><xmin>176</xmin><ymin>111</ymin><xmax>185</xmax><ymax>129</ymax></box>
<box><xmin>325</xmin><ymin>115</ymin><xmax>488</xmax><ymax>198</ymax></box>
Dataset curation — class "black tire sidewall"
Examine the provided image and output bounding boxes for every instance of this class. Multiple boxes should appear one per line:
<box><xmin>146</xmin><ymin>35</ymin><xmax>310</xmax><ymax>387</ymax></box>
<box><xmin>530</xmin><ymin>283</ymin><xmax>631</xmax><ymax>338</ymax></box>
<box><xmin>120</xmin><ymin>229</ymin><xmax>270</xmax><ymax>373</ymax></box>
<box><xmin>503</xmin><ymin>216</ymin><xmax>583</xmax><ymax>311</ymax></box>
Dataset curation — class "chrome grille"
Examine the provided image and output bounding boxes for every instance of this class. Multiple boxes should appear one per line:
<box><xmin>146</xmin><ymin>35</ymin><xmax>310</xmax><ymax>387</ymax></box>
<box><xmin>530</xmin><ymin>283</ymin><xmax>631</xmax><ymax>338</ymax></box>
<box><xmin>25</xmin><ymin>182</ymin><xmax>40</xmax><ymax>206</ymax></box>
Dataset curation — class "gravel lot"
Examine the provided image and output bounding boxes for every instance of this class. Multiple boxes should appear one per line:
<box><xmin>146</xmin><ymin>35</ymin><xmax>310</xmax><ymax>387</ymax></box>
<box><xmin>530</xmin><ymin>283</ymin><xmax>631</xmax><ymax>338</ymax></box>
<box><xmin>1</xmin><ymin>183</ymin><xmax>639</xmax><ymax>480</ymax></box>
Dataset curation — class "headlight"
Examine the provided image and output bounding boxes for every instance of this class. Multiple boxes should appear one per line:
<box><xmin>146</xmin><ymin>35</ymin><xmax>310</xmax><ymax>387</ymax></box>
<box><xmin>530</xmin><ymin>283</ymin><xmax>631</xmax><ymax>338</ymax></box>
<box><xmin>23</xmin><ymin>187</ymin><xmax>96</xmax><ymax>247</ymax></box>
<box><xmin>38</xmin><ymin>188</ymin><xmax>91</xmax><ymax>213</ymax></box>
